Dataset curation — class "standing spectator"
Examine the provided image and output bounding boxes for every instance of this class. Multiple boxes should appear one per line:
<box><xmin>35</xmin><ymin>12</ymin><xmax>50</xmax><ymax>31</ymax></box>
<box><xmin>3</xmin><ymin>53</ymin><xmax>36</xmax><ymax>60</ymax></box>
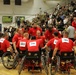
<box><xmin>44</xmin><ymin>25</ymin><xmax>61</xmax><ymax>41</ymax></box>
<box><xmin>67</xmin><ymin>23</ymin><xmax>75</xmax><ymax>41</ymax></box>
<box><xmin>28</xmin><ymin>22</ymin><xmax>42</xmax><ymax>37</ymax></box>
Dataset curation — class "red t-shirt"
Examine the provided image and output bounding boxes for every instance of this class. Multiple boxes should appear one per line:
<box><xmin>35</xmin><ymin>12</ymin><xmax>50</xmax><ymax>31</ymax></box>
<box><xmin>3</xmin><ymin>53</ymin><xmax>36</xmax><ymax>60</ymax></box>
<box><xmin>27</xmin><ymin>39</ymin><xmax>41</xmax><ymax>52</ymax></box>
<box><xmin>55</xmin><ymin>38</ymin><xmax>74</xmax><ymax>52</ymax></box>
<box><xmin>46</xmin><ymin>37</ymin><xmax>59</xmax><ymax>50</ymax></box>
<box><xmin>12</xmin><ymin>33</ymin><xmax>23</xmax><ymax>45</ymax></box>
<box><xmin>0</xmin><ymin>38</ymin><xmax>10</xmax><ymax>52</ymax></box>
<box><xmin>36</xmin><ymin>36</ymin><xmax>45</xmax><ymax>46</ymax></box>
<box><xmin>72</xmin><ymin>21</ymin><xmax>76</xmax><ymax>30</ymax></box>
<box><xmin>28</xmin><ymin>27</ymin><xmax>42</xmax><ymax>36</ymax></box>
<box><xmin>44</xmin><ymin>28</ymin><xmax>61</xmax><ymax>40</ymax></box>
<box><xmin>17</xmin><ymin>38</ymin><xmax>28</xmax><ymax>51</ymax></box>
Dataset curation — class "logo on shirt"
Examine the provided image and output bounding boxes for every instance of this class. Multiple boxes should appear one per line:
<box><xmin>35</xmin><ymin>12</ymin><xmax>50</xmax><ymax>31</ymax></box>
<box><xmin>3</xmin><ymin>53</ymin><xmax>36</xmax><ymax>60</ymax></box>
<box><xmin>62</xmin><ymin>38</ymin><xmax>69</xmax><ymax>43</ymax></box>
<box><xmin>20</xmin><ymin>42</ymin><xmax>26</xmax><ymax>47</ymax></box>
<box><xmin>54</xmin><ymin>40</ymin><xmax>58</xmax><ymax>44</ymax></box>
<box><xmin>30</xmin><ymin>42</ymin><xmax>36</xmax><ymax>46</ymax></box>
<box><xmin>0</xmin><ymin>38</ymin><xmax>5</xmax><ymax>43</ymax></box>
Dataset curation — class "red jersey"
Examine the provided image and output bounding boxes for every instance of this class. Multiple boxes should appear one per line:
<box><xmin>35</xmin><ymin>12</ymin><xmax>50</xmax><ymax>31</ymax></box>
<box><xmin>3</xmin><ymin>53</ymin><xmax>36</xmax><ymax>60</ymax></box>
<box><xmin>17</xmin><ymin>38</ymin><xmax>28</xmax><ymax>51</ymax></box>
<box><xmin>12</xmin><ymin>33</ymin><xmax>23</xmax><ymax>45</ymax></box>
<box><xmin>72</xmin><ymin>21</ymin><xmax>76</xmax><ymax>30</ymax></box>
<box><xmin>27</xmin><ymin>39</ymin><xmax>42</xmax><ymax>52</ymax></box>
<box><xmin>55</xmin><ymin>38</ymin><xmax>74</xmax><ymax>52</ymax></box>
<box><xmin>36</xmin><ymin>36</ymin><xmax>45</xmax><ymax>46</ymax></box>
<box><xmin>0</xmin><ymin>38</ymin><xmax>10</xmax><ymax>52</ymax></box>
<box><xmin>46</xmin><ymin>37</ymin><xmax>59</xmax><ymax>50</ymax></box>
<box><xmin>28</xmin><ymin>27</ymin><xmax>42</xmax><ymax>36</ymax></box>
<box><xmin>44</xmin><ymin>28</ymin><xmax>61</xmax><ymax>40</ymax></box>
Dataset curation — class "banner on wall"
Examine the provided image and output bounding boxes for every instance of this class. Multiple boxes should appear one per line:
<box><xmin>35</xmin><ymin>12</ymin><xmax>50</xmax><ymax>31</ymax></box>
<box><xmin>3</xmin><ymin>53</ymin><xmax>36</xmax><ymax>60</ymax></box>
<box><xmin>2</xmin><ymin>16</ymin><xmax>13</xmax><ymax>23</ymax></box>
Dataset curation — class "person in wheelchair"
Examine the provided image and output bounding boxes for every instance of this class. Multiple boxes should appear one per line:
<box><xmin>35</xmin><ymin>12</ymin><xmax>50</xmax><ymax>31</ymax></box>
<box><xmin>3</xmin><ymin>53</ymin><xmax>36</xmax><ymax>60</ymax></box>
<box><xmin>17</xmin><ymin>32</ymin><xmax>29</xmax><ymax>57</ymax></box>
<box><xmin>27</xmin><ymin>36</ymin><xmax>43</xmax><ymax>61</ymax></box>
<box><xmin>42</xmin><ymin>32</ymin><xmax>59</xmax><ymax>58</ymax></box>
<box><xmin>52</xmin><ymin>31</ymin><xmax>74</xmax><ymax>59</ymax></box>
<box><xmin>0</xmin><ymin>32</ymin><xmax>13</xmax><ymax>54</ymax></box>
<box><xmin>52</xmin><ymin>31</ymin><xmax>75</xmax><ymax>70</ymax></box>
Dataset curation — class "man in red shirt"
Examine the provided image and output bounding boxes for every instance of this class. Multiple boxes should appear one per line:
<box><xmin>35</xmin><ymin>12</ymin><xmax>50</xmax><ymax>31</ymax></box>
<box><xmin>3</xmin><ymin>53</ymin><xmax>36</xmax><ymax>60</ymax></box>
<box><xmin>52</xmin><ymin>31</ymin><xmax>74</xmax><ymax>59</ymax></box>
<box><xmin>36</xmin><ymin>30</ymin><xmax>45</xmax><ymax>46</ymax></box>
<box><xmin>43</xmin><ymin>32</ymin><xmax>59</xmax><ymax>58</ymax></box>
<box><xmin>17</xmin><ymin>32</ymin><xmax>29</xmax><ymax>54</ymax></box>
<box><xmin>12</xmin><ymin>28</ymin><xmax>23</xmax><ymax>53</ymax></box>
<box><xmin>72</xmin><ymin>15</ymin><xmax>76</xmax><ymax>30</ymax></box>
<box><xmin>28</xmin><ymin>22</ymin><xmax>42</xmax><ymax>37</ymax></box>
<box><xmin>0</xmin><ymin>32</ymin><xmax>12</xmax><ymax>53</ymax></box>
<box><xmin>27</xmin><ymin>36</ymin><xmax>43</xmax><ymax>52</ymax></box>
<box><xmin>44</xmin><ymin>25</ymin><xmax>61</xmax><ymax>41</ymax></box>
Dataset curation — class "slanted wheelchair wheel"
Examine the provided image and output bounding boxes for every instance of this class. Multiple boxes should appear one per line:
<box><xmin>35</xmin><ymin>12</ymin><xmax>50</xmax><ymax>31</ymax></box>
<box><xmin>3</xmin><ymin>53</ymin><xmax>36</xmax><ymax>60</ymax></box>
<box><xmin>12</xmin><ymin>53</ymin><xmax>19</xmax><ymax>69</ymax></box>
<box><xmin>41</xmin><ymin>56</ymin><xmax>48</xmax><ymax>75</ymax></box>
<box><xmin>18</xmin><ymin>56</ymin><xmax>26</xmax><ymax>75</ymax></box>
<box><xmin>50</xmin><ymin>57</ymin><xmax>57</xmax><ymax>75</ymax></box>
<box><xmin>1</xmin><ymin>51</ymin><xmax>14</xmax><ymax>69</ymax></box>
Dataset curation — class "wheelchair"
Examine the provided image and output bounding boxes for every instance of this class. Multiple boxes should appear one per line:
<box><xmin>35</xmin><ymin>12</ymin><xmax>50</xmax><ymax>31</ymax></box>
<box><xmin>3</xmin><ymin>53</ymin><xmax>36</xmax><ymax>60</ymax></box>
<box><xmin>1</xmin><ymin>51</ymin><xmax>14</xmax><ymax>69</ymax></box>
<box><xmin>18</xmin><ymin>49</ymin><xmax>49</xmax><ymax>75</ymax></box>
<box><xmin>49</xmin><ymin>50</ymin><xmax>60</xmax><ymax>75</ymax></box>
<box><xmin>60</xmin><ymin>51</ymin><xmax>75</xmax><ymax>75</ymax></box>
<box><xmin>12</xmin><ymin>50</ymin><xmax>26</xmax><ymax>69</ymax></box>
<box><xmin>50</xmin><ymin>51</ymin><xmax>76</xmax><ymax>75</ymax></box>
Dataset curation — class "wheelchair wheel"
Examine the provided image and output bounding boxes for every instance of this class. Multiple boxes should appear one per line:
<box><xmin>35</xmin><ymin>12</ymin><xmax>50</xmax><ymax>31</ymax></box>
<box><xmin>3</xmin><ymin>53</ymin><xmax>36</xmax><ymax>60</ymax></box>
<box><xmin>12</xmin><ymin>53</ymin><xmax>19</xmax><ymax>69</ymax></box>
<box><xmin>50</xmin><ymin>57</ymin><xmax>57</xmax><ymax>75</ymax></box>
<box><xmin>18</xmin><ymin>56</ymin><xmax>26</xmax><ymax>75</ymax></box>
<box><xmin>41</xmin><ymin>56</ymin><xmax>48</xmax><ymax>75</ymax></box>
<box><xmin>1</xmin><ymin>51</ymin><xmax>14</xmax><ymax>69</ymax></box>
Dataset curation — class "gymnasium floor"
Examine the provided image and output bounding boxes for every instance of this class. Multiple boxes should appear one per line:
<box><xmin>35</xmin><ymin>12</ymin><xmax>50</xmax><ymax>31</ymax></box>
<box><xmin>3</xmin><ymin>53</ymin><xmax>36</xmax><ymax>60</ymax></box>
<box><xmin>0</xmin><ymin>63</ymin><xmax>76</xmax><ymax>75</ymax></box>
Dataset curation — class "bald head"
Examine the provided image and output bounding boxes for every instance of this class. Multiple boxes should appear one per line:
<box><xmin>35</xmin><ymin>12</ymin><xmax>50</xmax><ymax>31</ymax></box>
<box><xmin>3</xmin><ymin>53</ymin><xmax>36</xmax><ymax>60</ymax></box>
<box><xmin>62</xmin><ymin>31</ymin><xmax>69</xmax><ymax>38</ymax></box>
<box><xmin>23</xmin><ymin>33</ymin><xmax>29</xmax><ymax>39</ymax></box>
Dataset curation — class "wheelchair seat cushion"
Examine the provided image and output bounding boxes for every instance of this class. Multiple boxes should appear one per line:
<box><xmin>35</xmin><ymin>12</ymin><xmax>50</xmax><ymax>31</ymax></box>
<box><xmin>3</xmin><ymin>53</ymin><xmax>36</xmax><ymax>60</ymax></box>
<box><xmin>60</xmin><ymin>51</ymin><xmax>74</xmax><ymax>60</ymax></box>
<box><xmin>26</xmin><ymin>51</ymin><xmax>41</xmax><ymax>60</ymax></box>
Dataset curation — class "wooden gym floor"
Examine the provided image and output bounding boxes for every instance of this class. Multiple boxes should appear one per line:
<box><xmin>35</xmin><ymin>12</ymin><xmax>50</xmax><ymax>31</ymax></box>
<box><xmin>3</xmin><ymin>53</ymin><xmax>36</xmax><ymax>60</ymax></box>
<box><xmin>0</xmin><ymin>63</ymin><xmax>76</xmax><ymax>75</ymax></box>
